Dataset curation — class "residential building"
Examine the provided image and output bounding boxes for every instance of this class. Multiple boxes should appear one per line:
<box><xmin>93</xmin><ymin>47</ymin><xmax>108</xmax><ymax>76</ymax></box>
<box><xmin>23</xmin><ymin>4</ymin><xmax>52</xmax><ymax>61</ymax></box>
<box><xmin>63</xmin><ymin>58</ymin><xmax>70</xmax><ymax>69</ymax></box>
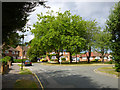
<box><xmin>2</xmin><ymin>46</ymin><xmax>19</xmax><ymax>59</ymax></box>
<box><xmin>72</xmin><ymin>51</ymin><xmax>112</xmax><ymax>62</ymax></box>
<box><xmin>46</xmin><ymin>51</ymin><xmax>70</xmax><ymax>61</ymax></box>
<box><xmin>16</xmin><ymin>45</ymin><xmax>30</xmax><ymax>59</ymax></box>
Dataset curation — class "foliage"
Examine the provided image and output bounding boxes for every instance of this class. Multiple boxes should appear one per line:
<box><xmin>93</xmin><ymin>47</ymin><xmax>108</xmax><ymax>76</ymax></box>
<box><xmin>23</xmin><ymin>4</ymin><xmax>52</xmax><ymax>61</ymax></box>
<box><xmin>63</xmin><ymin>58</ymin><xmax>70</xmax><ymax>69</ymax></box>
<box><xmin>93</xmin><ymin>31</ymin><xmax>111</xmax><ymax>62</ymax></box>
<box><xmin>13</xmin><ymin>59</ymin><xmax>26</xmax><ymax>63</ymax></box>
<box><xmin>2</xmin><ymin>2</ymin><xmax>46</xmax><ymax>48</ymax></box>
<box><xmin>27</xmin><ymin>46</ymin><xmax>45</xmax><ymax>62</ymax></box>
<box><xmin>106</xmin><ymin>2</ymin><xmax>120</xmax><ymax>72</ymax></box>
<box><xmin>47</xmin><ymin>54</ymin><xmax>56</xmax><ymax>59</ymax></box>
<box><xmin>0</xmin><ymin>56</ymin><xmax>11</xmax><ymax>65</ymax></box>
<box><xmin>61</xmin><ymin>58</ymin><xmax>66</xmax><ymax>61</ymax></box>
<box><xmin>94</xmin><ymin>59</ymin><xmax>99</xmax><ymax>62</ymax></box>
<box><xmin>31</xmin><ymin>10</ymin><xmax>91</xmax><ymax>63</ymax></box>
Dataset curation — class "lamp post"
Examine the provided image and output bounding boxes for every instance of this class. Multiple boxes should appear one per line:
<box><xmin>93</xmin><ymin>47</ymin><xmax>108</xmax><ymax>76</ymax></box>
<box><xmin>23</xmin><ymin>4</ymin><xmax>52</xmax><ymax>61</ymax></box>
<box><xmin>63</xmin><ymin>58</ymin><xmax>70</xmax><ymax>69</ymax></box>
<box><xmin>21</xmin><ymin>34</ymin><xmax>26</xmax><ymax>70</ymax></box>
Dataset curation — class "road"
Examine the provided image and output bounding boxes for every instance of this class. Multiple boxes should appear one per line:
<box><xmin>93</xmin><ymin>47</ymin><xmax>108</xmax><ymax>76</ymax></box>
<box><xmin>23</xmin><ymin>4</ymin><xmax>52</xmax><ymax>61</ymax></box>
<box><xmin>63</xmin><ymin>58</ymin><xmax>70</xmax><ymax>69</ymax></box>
<box><xmin>26</xmin><ymin>63</ymin><xmax>119</xmax><ymax>89</ymax></box>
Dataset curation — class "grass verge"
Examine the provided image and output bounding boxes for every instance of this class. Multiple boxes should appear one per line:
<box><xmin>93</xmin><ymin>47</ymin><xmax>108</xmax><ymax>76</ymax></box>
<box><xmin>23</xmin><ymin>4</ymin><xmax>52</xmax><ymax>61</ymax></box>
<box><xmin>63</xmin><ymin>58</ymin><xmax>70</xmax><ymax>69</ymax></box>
<box><xmin>41</xmin><ymin>62</ymin><xmax>113</xmax><ymax>66</ymax></box>
<box><xmin>97</xmin><ymin>67</ymin><xmax>120</xmax><ymax>77</ymax></box>
<box><xmin>14</xmin><ymin>79</ymin><xmax>38</xmax><ymax>88</ymax></box>
<box><xmin>19</xmin><ymin>68</ymin><xmax>32</xmax><ymax>75</ymax></box>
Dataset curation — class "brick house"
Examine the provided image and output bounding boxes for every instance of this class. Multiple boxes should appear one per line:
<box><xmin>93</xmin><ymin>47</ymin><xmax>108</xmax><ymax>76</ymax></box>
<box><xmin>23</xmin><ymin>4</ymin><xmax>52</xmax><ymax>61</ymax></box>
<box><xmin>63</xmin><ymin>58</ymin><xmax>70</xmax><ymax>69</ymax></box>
<box><xmin>46</xmin><ymin>51</ymin><xmax>70</xmax><ymax>61</ymax></box>
<box><xmin>16</xmin><ymin>45</ymin><xmax>30</xmax><ymax>59</ymax></box>
<box><xmin>72</xmin><ymin>51</ymin><xmax>112</xmax><ymax>62</ymax></box>
<box><xmin>2</xmin><ymin>46</ymin><xmax>19</xmax><ymax>59</ymax></box>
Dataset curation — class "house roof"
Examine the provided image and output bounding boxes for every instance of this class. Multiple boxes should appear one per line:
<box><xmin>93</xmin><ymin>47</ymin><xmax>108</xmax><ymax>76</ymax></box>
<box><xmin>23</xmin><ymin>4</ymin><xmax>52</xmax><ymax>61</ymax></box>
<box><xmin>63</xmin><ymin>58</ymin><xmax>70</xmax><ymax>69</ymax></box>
<box><xmin>7</xmin><ymin>47</ymin><xmax>19</xmax><ymax>51</ymax></box>
<box><xmin>19</xmin><ymin>46</ymin><xmax>28</xmax><ymax>51</ymax></box>
<box><xmin>79</xmin><ymin>52</ymin><xmax>102</xmax><ymax>57</ymax></box>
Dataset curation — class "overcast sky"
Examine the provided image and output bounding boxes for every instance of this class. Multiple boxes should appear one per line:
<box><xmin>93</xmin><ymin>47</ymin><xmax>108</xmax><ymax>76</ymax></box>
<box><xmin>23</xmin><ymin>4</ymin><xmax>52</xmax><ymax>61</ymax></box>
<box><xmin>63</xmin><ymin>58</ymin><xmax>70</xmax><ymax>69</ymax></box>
<box><xmin>20</xmin><ymin>1</ymin><xmax>117</xmax><ymax>42</ymax></box>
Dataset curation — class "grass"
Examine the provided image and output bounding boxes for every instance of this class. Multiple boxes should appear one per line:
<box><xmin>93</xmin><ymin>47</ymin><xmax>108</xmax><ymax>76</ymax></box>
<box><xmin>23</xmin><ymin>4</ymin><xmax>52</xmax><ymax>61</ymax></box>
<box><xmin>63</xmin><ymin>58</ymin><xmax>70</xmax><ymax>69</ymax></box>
<box><xmin>41</xmin><ymin>62</ymin><xmax>113</xmax><ymax>66</ymax></box>
<box><xmin>18</xmin><ymin>64</ymin><xmax>25</xmax><ymax>67</ymax></box>
<box><xmin>14</xmin><ymin>79</ymin><xmax>38</xmax><ymax>88</ymax></box>
<box><xmin>19</xmin><ymin>68</ymin><xmax>32</xmax><ymax>75</ymax></box>
<box><xmin>97</xmin><ymin>67</ymin><xmax>120</xmax><ymax>77</ymax></box>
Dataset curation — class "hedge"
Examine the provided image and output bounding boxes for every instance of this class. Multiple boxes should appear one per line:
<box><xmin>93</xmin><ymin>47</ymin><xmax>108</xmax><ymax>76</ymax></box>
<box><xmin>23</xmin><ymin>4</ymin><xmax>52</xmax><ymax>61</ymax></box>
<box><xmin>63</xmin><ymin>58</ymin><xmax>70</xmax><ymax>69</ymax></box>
<box><xmin>13</xmin><ymin>59</ymin><xmax>26</xmax><ymax>63</ymax></box>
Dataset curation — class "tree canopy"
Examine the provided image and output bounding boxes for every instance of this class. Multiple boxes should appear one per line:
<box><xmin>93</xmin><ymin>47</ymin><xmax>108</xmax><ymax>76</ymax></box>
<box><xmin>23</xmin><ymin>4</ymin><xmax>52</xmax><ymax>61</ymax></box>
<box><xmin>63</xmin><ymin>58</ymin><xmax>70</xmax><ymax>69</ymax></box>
<box><xmin>30</xmin><ymin>10</ymin><xmax>100</xmax><ymax>63</ymax></box>
<box><xmin>2</xmin><ymin>2</ymin><xmax>47</xmax><ymax>48</ymax></box>
<box><xmin>106</xmin><ymin>1</ymin><xmax>120</xmax><ymax>72</ymax></box>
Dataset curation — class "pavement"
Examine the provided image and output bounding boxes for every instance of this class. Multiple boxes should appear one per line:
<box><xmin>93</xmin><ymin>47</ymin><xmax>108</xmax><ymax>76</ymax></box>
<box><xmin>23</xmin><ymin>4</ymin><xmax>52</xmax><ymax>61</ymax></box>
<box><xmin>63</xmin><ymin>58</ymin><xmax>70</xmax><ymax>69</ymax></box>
<box><xmin>26</xmin><ymin>63</ymin><xmax>119</xmax><ymax>89</ymax></box>
<box><xmin>2</xmin><ymin>63</ymin><xmax>40</xmax><ymax>89</ymax></box>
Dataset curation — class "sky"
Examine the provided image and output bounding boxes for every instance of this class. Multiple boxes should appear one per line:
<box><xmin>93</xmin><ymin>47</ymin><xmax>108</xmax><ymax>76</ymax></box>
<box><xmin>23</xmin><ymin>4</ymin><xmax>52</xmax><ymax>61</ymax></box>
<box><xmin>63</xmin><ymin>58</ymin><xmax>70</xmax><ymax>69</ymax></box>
<box><xmin>18</xmin><ymin>0</ymin><xmax>117</xmax><ymax>43</ymax></box>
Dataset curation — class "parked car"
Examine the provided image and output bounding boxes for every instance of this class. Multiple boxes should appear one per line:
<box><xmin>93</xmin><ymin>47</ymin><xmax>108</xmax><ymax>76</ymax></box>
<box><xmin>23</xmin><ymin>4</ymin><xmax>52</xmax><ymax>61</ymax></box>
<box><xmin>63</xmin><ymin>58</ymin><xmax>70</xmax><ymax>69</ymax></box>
<box><xmin>24</xmin><ymin>60</ymin><xmax>32</xmax><ymax>66</ymax></box>
<box><xmin>40</xmin><ymin>58</ymin><xmax>48</xmax><ymax>62</ymax></box>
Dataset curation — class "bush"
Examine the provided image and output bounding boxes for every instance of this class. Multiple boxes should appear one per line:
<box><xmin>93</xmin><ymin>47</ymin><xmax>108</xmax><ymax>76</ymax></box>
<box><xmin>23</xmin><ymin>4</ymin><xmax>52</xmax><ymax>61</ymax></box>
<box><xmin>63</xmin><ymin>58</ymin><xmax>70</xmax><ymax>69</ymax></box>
<box><xmin>0</xmin><ymin>56</ymin><xmax>12</xmax><ymax>65</ymax></box>
<box><xmin>115</xmin><ymin>63</ymin><xmax>120</xmax><ymax>72</ymax></box>
<box><xmin>50</xmin><ymin>59</ymin><xmax>54</xmax><ymax>61</ymax></box>
<box><xmin>108</xmin><ymin>60</ymin><xmax>113</xmax><ymax>64</ymax></box>
<box><xmin>54</xmin><ymin>59</ymin><xmax>58</xmax><ymax>61</ymax></box>
<box><xmin>61</xmin><ymin>58</ymin><xmax>66</xmax><ymax>61</ymax></box>
<box><xmin>13</xmin><ymin>59</ymin><xmax>26</xmax><ymax>63</ymax></box>
<box><xmin>95</xmin><ymin>59</ymin><xmax>99</xmax><ymax>62</ymax></box>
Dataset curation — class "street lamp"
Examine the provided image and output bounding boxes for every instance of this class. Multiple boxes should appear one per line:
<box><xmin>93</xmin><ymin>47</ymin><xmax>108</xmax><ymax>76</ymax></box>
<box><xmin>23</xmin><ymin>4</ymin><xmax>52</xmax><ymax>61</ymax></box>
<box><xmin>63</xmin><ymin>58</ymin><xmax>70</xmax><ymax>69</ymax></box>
<box><xmin>21</xmin><ymin>34</ymin><xmax>27</xmax><ymax>70</ymax></box>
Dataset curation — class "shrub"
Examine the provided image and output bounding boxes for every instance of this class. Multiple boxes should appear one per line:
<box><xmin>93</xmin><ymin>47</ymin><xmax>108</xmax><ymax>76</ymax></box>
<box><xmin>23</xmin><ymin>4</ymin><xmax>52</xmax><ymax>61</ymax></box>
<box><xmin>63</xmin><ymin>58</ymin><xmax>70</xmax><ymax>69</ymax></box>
<box><xmin>0</xmin><ymin>56</ymin><xmax>12</xmax><ymax>65</ymax></box>
<box><xmin>61</xmin><ymin>58</ymin><xmax>66</xmax><ymax>61</ymax></box>
<box><xmin>50</xmin><ymin>59</ymin><xmax>54</xmax><ymax>61</ymax></box>
<box><xmin>54</xmin><ymin>59</ymin><xmax>58</xmax><ymax>61</ymax></box>
<box><xmin>13</xmin><ymin>59</ymin><xmax>26</xmax><ymax>63</ymax></box>
<box><xmin>94</xmin><ymin>59</ymin><xmax>99</xmax><ymax>62</ymax></box>
<box><xmin>108</xmin><ymin>60</ymin><xmax>113</xmax><ymax>64</ymax></box>
<box><xmin>114</xmin><ymin>63</ymin><xmax>120</xmax><ymax>72</ymax></box>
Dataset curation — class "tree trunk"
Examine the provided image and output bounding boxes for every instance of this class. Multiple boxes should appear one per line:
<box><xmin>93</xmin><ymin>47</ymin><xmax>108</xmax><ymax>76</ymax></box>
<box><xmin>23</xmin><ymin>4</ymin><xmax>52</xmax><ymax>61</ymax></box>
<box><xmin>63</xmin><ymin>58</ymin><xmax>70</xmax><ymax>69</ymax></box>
<box><xmin>87</xmin><ymin>46</ymin><xmax>91</xmax><ymax>63</ymax></box>
<box><xmin>101</xmin><ymin>48</ymin><xmax>104</xmax><ymax>63</ymax></box>
<box><xmin>55</xmin><ymin>50</ymin><xmax>60</xmax><ymax>63</ymax></box>
<box><xmin>76</xmin><ymin>53</ymin><xmax>77</xmax><ymax>64</ymax></box>
<box><xmin>70</xmin><ymin>52</ymin><xmax>72</xmax><ymax>64</ymax></box>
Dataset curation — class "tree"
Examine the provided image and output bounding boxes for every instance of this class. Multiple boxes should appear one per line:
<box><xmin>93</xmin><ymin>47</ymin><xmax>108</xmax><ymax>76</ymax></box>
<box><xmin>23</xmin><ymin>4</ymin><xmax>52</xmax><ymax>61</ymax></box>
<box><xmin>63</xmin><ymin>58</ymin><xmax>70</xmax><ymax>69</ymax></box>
<box><xmin>31</xmin><ymin>10</ymin><xmax>87</xmax><ymax>63</ymax></box>
<box><xmin>93</xmin><ymin>30</ymin><xmax>111</xmax><ymax>62</ymax></box>
<box><xmin>2</xmin><ymin>2</ymin><xmax>47</xmax><ymax>48</ymax></box>
<box><xmin>84</xmin><ymin>20</ymin><xmax>100</xmax><ymax>63</ymax></box>
<box><xmin>106</xmin><ymin>1</ymin><xmax>120</xmax><ymax>72</ymax></box>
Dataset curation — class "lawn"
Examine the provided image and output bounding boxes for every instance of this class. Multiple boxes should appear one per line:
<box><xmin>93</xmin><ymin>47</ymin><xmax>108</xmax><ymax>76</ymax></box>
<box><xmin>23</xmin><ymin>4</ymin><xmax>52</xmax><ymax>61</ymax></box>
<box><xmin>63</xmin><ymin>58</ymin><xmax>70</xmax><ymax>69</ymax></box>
<box><xmin>41</xmin><ymin>61</ymin><xmax>114</xmax><ymax>66</ymax></box>
<box><xmin>19</xmin><ymin>68</ymin><xmax>32</xmax><ymax>75</ymax></box>
<box><xmin>14</xmin><ymin>79</ymin><xmax>38</xmax><ymax>88</ymax></box>
<box><xmin>97</xmin><ymin>67</ymin><xmax>120</xmax><ymax>77</ymax></box>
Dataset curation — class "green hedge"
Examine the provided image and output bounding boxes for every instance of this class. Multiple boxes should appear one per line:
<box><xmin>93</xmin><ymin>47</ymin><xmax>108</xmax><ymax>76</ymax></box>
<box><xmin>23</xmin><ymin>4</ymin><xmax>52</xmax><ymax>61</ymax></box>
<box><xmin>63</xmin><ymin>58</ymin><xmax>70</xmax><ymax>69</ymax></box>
<box><xmin>13</xmin><ymin>59</ymin><xmax>26</xmax><ymax>63</ymax></box>
<box><xmin>0</xmin><ymin>56</ymin><xmax>11</xmax><ymax>65</ymax></box>
<box><xmin>61</xmin><ymin>58</ymin><xmax>66</xmax><ymax>61</ymax></box>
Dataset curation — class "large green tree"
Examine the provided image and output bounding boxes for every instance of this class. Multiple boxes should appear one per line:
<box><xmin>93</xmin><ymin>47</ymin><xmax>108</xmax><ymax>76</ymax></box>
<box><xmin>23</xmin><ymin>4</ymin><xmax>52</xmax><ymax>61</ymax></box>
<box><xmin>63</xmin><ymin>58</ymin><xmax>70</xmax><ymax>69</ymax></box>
<box><xmin>84</xmin><ymin>20</ymin><xmax>100</xmax><ymax>63</ymax></box>
<box><xmin>31</xmin><ymin>10</ymin><xmax>87</xmax><ymax>63</ymax></box>
<box><xmin>106</xmin><ymin>1</ymin><xmax>120</xmax><ymax>72</ymax></box>
<box><xmin>93</xmin><ymin>30</ymin><xmax>111</xmax><ymax>62</ymax></box>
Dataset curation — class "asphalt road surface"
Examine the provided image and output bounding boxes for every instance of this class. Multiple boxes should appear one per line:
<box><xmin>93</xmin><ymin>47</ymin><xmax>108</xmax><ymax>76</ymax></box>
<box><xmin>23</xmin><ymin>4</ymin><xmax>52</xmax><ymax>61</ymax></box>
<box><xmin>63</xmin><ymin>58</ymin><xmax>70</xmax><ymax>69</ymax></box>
<box><xmin>26</xmin><ymin>63</ymin><xmax>119</xmax><ymax>89</ymax></box>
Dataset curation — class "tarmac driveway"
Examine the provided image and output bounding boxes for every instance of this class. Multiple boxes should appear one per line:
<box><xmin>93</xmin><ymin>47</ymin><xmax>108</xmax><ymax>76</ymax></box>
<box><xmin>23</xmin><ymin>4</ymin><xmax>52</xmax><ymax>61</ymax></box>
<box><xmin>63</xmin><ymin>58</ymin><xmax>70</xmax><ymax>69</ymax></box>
<box><xmin>26</xmin><ymin>63</ymin><xmax>119</xmax><ymax>89</ymax></box>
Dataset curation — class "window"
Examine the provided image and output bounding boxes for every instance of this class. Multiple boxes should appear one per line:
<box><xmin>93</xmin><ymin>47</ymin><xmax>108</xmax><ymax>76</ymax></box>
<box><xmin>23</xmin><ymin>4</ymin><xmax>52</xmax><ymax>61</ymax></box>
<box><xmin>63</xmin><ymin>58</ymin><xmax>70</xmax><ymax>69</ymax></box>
<box><xmin>16</xmin><ymin>51</ymin><xmax>18</xmax><ymax>54</ymax></box>
<box><xmin>104</xmin><ymin>57</ymin><xmax>107</xmax><ymax>59</ymax></box>
<box><xmin>82</xmin><ymin>57</ymin><xmax>87</xmax><ymax>60</ymax></box>
<box><xmin>60</xmin><ymin>52</ymin><xmax>63</xmax><ymax>55</ymax></box>
<box><xmin>90</xmin><ymin>57</ymin><xmax>93</xmax><ymax>60</ymax></box>
<box><xmin>5</xmin><ymin>50</ymin><xmax>9</xmax><ymax>54</ymax></box>
<box><xmin>12</xmin><ymin>51</ymin><xmax>15</xmax><ymax>54</ymax></box>
<box><xmin>52</xmin><ymin>52</ymin><xmax>56</xmax><ymax>54</ymax></box>
<box><xmin>51</xmin><ymin>56</ymin><xmax>56</xmax><ymax>59</ymax></box>
<box><xmin>65</xmin><ymin>52</ymin><xmax>68</xmax><ymax>54</ymax></box>
<box><xmin>13</xmin><ymin>56</ymin><xmax>16</xmax><ymax>59</ymax></box>
<box><xmin>95</xmin><ymin>57</ymin><xmax>100</xmax><ymax>59</ymax></box>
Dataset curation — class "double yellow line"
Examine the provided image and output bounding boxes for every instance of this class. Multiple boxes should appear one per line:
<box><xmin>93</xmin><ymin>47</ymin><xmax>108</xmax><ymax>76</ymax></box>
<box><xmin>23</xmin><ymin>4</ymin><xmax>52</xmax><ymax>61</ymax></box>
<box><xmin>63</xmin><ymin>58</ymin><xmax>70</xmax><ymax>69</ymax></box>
<box><xmin>33</xmin><ymin>73</ymin><xmax>44</xmax><ymax>90</ymax></box>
